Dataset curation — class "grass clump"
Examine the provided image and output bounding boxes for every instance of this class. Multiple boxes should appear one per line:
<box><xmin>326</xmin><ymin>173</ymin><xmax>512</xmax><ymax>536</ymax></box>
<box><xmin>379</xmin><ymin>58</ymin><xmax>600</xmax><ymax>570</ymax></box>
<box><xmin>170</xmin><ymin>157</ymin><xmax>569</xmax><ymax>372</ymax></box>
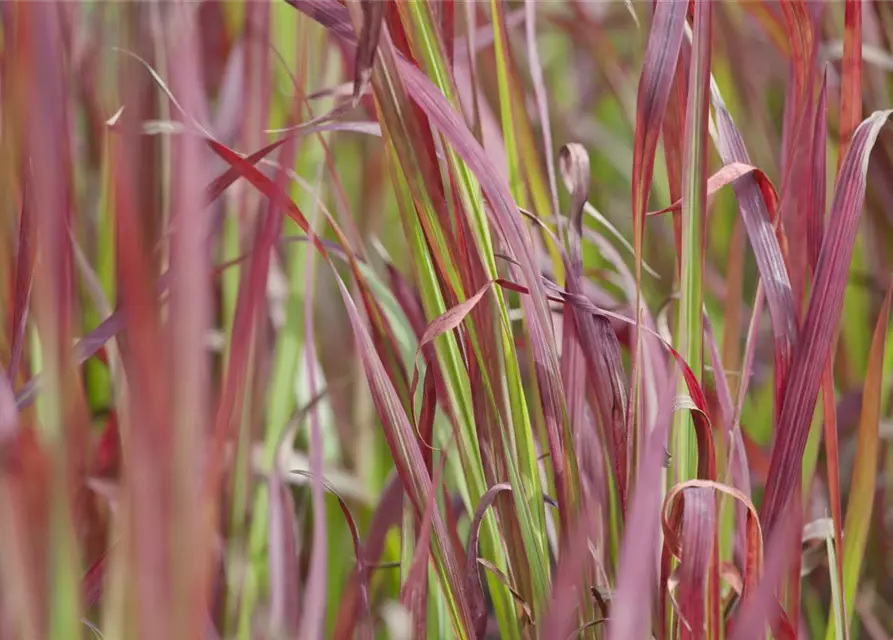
<box><xmin>2</xmin><ymin>1</ymin><xmax>893</xmax><ymax>638</ymax></box>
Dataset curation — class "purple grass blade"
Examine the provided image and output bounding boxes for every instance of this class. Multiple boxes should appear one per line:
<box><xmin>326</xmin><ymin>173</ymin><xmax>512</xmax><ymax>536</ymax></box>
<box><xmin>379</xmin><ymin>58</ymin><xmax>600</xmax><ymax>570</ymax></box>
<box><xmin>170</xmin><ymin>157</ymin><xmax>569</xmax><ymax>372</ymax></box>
<box><xmin>710</xmin><ymin>89</ymin><xmax>799</xmax><ymax>410</ymax></box>
<box><xmin>269</xmin><ymin>470</ymin><xmax>301</xmax><ymax>636</ymax></box>
<box><xmin>760</xmin><ymin>110</ymin><xmax>893</xmax><ymax>541</ymax></box>
<box><xmin>607</xmin><ymin>374</ymin><xmax>678</xmax><ymax>640</ymax></box>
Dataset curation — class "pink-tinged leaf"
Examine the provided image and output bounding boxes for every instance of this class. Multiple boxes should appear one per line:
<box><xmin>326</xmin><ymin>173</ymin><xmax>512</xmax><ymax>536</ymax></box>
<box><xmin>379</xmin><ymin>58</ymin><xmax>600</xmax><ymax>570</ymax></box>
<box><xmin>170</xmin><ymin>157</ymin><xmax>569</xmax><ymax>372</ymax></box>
<box><xmin>760</xmin><ymin>110</ymin><xmax>893</xmax><ymax>540</ymax></box>
<box><xmin>607</xmin><ymin>375</ymin><xmax>678</xmax><ymax>640</ymax></box>
<box><xmin>540</xmin><ymin>502</ymin><xmax>599</xmax><ymax>639</ymax></box>
<box><xmin>783</xmin><ymin>486</ymin><xmax>804</xmax><ymax>633</ymax></box>
<box><xmin>710</xmin><ymin>91</ymin><xmax>798</xmax><ymax>410</ymax></box>
<box><xmin>406</xmin><ymin>278</ymin><xmax>495</xmax><ymax>429</ymax></box>
<box><xmin>269</xmin><ymin>471</ymin><xmax>301</xmax><ymax>636</ymax></box>
<box><xmin>631</xmin><ymin>0</ymin><xmax>688</xmax><ymax>269</ymax></box>
<box><xmin>821</xmin><ymin>362</ymin><xmax>844</xmax><ymax>585</ymax></box>
<box><xmin>728</xmin><ymin>502</ymin><xmax>799</xmax><ymax>640</ymax></box>
<box><xmin>778</xmin><ymin>0</ymin><xmax>815</xmax><ymax>136</ymax></box>
<box><xmin>629</xmin><ymin>0</ymin><xmax>689</xmax><ymax>454</ymax></box>
<box><xmin>647</xmin><ymin>162</ymin><xmax>779</xmax><ymax>219</ymax></box>
<box><xmin>704</xmin><ymin>311</ymin><xmax>752</xmax><ymax>570</ymax></box>
<box><xmin>498</xmin><ymin>275</ymin><xmax>717</xmax><ymax>479</ymax></box>
<box><xmin>838</xmin><ymin>286</ymin><xmax>892</xmax><ymax>632</ymax></box>
<box><xmin>206</xmin><ymin>115</ymin><xmax>381</xmax><ymax>208</ymax></box>
<box><xmin>572</xmin><ymin>311</ymin><xmax>630</xmax><ymax>513</ymax></box>
<box><xmin>205</xmin><ymin>135</ymin><xmax>294</xmax><ymax>526</ymax></box>
<box><xmin>465</xmin><ymin>483</ymin><xmax>511</xmax><ymax>638</ymax></box>
<box><xmin>839</xmin><ymin>0</ymin><xmax>863</xmax><ymax>165</ymax></box>
<box><xmin>283</xmin><ymin>2</ymin><xmax>575</xmax><ymax>519</ymax></box>
<box><xmin>411</xmin><ymin>280</ymin><xmax>493</xmax><ymax>389</ymax></box>
<box><xmin>778</xmin><ymin>0</ymin><xmax>817</xmax><ymax>308</ymax></box>
<box><xmin>559</xmin><ymin>142</ymin><xmax>629</xmax><ymax>513</ymax></box>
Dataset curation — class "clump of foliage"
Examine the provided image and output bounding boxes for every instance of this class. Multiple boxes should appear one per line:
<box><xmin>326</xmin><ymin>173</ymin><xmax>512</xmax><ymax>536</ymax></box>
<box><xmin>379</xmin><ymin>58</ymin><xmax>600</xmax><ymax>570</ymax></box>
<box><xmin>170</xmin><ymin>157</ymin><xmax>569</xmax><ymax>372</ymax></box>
<box><xmin>2</xmin><ymin>0</ymin><xmax>893</xmax><ymax>638</ymax></box>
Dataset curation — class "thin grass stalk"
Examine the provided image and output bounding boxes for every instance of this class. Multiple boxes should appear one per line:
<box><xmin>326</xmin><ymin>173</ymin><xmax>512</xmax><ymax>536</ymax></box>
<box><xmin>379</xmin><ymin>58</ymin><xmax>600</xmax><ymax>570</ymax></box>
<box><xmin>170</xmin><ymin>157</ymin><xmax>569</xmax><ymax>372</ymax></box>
<box><xmin>673</xmin><ymin>2</ymin><xmax>712</xmax><ymax>485</ymax></box>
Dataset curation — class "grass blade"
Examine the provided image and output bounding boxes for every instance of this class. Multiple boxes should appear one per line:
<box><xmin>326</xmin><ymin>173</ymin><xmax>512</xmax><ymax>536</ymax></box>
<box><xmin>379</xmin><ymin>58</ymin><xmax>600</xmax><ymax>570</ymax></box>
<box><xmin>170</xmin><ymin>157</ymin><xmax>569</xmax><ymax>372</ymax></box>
<box><xmin>839</xmin><ymin>0</ymin><xmax>863</xmax><ymax>165</ymax></box>
<box><xmin>829</xmin><ymin>286</ymin><xmax>892</xmax><ymax>637</ymax></box>
<box><xmin>673</xmin><ymin>0</ymin><xmax>713</xmax><ymax>484</ymax></box>
<box><xmin>761</xmin><ymin>110</ymin><xmax>893</xmax><ymax>540</ymax></box>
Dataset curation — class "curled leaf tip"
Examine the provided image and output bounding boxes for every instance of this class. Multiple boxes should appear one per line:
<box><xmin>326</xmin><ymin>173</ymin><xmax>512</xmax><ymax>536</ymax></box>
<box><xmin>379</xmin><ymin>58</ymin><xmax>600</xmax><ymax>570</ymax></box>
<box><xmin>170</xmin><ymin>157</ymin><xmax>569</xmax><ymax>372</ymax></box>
<box><xmin>559</xmin><ymin>143</ymin><xmax>591</xmax><ymax>235</ymax></box>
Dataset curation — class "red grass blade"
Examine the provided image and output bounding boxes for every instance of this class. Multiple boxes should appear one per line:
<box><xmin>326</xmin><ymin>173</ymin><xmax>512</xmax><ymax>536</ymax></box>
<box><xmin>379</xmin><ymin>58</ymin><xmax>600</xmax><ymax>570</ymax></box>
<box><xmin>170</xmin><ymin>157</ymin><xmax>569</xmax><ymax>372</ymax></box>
<box><xmin>354</xmin><ymin>0</ymin><xmax>385</xmax><ymax>97</ymax></box>
<box><xmin>710</xmin><ymin>91</ymin><xmax>798</xmax><ymax>411</ymax></box>
<box><xmin>678</xmin><ymin>487</ymin><xmax>716</xmax><ymax>639</ymax></box>
<box><xmin>8</xmin><ymin>180</ymin><xmax>34</xmax><ymax>382</ymax></box>
<box><xmin>631</xmin><ymin>0</ymin><xmax>688</xmax><ymax>273</ymax></box>
<box><xmin>760</xmin><ymin>109</ymin><xmax>893</xmax><ymax>540</ymax></box>
<box><xmin>629</xmin><ymin>0</ymin><xmax>689</xmax><ymax>449</ymax></box>
<box><xmin>662</xmin><ymin>34</ymin><xmax>690</xmax><ymax>270</ymax></box>
<box><xmin>268</xmin><ymin>470</ymin><xmax>301</xmax><ymax>636</ymax></box>
<box><xmin>560</xmin><ymin>143</ymin><xmax>629</xmax><ymax>513</ymax></box>
<box><xmin>647</xmin><ymin>162</ymin><xmax>779</xmax><ymax>219</ymax></box>
<box><xmin>607</xmin><ymin>376</ymin><xmax>678</xmax><ymax>640</ymax></box>
<box><xmin>778</xmin><ymin>0</ymin><xmax>817</xmax><ymax>308</ymax></box>
<box><xmin>839</xmin><ymin>0</ymin><xmax>863</xmax><ymax>165</ymax></box>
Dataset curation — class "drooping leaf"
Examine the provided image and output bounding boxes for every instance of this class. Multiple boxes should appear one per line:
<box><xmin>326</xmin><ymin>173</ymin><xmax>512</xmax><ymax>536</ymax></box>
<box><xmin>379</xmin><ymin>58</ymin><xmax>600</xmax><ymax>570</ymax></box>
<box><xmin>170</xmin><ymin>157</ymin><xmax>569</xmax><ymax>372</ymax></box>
<box><xmin>465</xmin><ymin>483</ymin><xmax>512</xmax><ymax>639</ymax></box>
<box><xmin>647</xmin><ymin>162</ymin><xmax>779</xmax><ymax>219</ymax></box>
<box><xmin>710</xmin><ymin>86</ymin><xmax>798</xmax><ymax>411</ymax></box>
